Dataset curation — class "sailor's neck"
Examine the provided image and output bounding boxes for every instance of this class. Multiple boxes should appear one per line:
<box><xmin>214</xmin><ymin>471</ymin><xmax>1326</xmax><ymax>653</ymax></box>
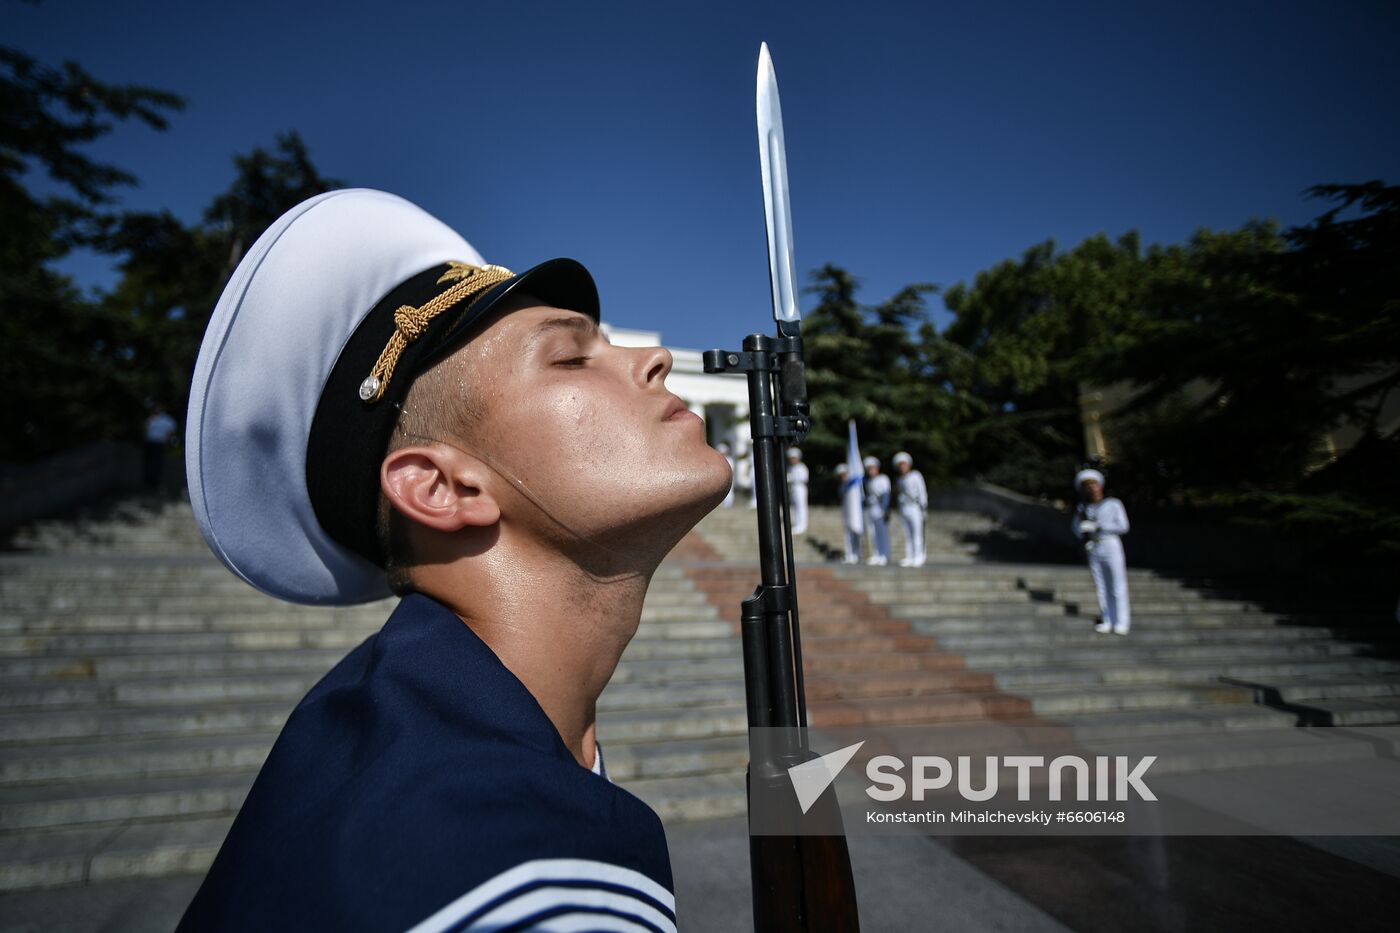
<box><xmin>413</xmin><ymin>541</ymin><xmax>654</xmax><ymax>769</ymax></box>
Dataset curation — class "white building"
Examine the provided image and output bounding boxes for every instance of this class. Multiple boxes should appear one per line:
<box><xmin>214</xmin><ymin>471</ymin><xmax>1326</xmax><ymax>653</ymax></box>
<box><xmin>602</xmin><ymin>324</ymin><xmax>750</xmax><ymax>454</ymax></box>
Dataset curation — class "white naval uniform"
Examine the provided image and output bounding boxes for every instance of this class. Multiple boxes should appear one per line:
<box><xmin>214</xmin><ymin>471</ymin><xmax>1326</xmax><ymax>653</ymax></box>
<box><xmin>735</xmin><ymin>455</ymin><xmax>756</xmax><ymax>509</ymax></box>
<box><xmin>839</xmin><ymin>474</ymin><xmax>863</xmax><ymax>563</ymax></box>
<box><xmin>864</xmin><ymin>473</ymin><xmax>892</xmax><ymax>564</ymax></box>
<box><xmin>1074</xmin><ymin>497</ymin><xmax>1131</xmax><ymax>633</ymax></box>
<box><xmin>896</xmin><ymin>469</ymin><xmax>928</xmax><ymax>566</ymax></box>
<box><xmin>788</xmin><ymin>461</ymin><xmax>810</xmax><ymax>534</ymax></box>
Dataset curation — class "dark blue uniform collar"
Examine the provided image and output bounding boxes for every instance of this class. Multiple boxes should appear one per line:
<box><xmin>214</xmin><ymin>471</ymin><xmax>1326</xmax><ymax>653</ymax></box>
<box><xmin>177</xmin><ymin>591</ymin><xmax>673</xmax><ymax>932</ymax></box>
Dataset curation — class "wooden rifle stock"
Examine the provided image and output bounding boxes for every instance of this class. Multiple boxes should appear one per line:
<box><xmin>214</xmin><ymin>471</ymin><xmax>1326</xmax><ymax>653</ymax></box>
<box><xmin>703</xmin><ymin>332</ymin><xmax>860</xmax><ymax>932</ymax></box>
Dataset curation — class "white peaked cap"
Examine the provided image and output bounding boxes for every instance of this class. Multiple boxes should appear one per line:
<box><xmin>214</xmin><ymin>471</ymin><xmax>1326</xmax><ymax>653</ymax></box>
<box><xmin>893</xmin><ymin>452</ymin><xmax>912</xmax><ymax>466</ymax></box>
<box><xmin>787</xmin><ymin>447</ymin><xmax>802</xmax><ymax>459</ymax></box>
<box><xmin>863</xmin><ymin>456</ymin><xmax>880</xmax><ymax>468</ymax></box>
<box><xmin>1075</xmin><ymin>469</ymin><xmax>1105</xmax><ymax>488</ymax></box>
<box><xmin>186</xmin><ymin>189</ymin><xmax>598</xmax><ymax>606</ymax></box>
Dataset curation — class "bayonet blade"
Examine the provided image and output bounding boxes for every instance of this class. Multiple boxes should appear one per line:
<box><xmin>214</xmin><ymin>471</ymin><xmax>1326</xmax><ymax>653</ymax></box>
<box><xmin>756</xmin><ymin>42</ymin><xmax>799</xmax><ymax>325</ymax></box>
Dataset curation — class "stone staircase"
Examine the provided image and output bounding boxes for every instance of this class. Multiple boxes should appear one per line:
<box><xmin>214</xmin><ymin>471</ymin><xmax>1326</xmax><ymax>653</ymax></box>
<box><xmin>0</xmin><ymin>503</ymin><xmax>750</xmax><ymax>891</ymax></box>
<box><xmin>3</xmin><ymin>500</ymin><xmax>1398</xmax><ymax>894</ymax></box>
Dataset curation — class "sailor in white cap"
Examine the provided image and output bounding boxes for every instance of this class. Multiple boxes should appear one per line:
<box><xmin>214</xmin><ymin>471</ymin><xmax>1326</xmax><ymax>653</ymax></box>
<box><xmin>1072</xmin><ymin>468</ymin><xmax>1131</xmax><ymax>635</ymax></box>
<box><xmin>718</xmin><ymin>441</ymin><xmax>736</xmax><ymax>507</ymax></box>
<box><xmin>863</xmin><ymin>455</ymin><xmax>891</xmax><ymax>565</ymax></box>
<box><xmin>834</xmin><ymin>464</ymin><xmax>862</xmax><ymax>563</ymax></box>
<box><xmin>787</xmin><ymin>447</ymin><xmax>809</xmax><ymax>534</ymax></box>
<box><xmin>736</xmin><ymin>447</ymin><xmax>757</xmax><ymax>509</ymax></box>
<box><xmin>892</xmin><ymin>452</ymin><xmax>928</xmax><ymax>567</ymax></box>
<box><xmin>177</xmin><ymin>189</ymin><xmax>727</xmax><ymax>931</ymax></box>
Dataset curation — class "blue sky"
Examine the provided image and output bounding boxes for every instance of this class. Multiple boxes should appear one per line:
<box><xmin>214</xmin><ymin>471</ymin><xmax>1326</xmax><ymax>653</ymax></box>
<box><xmin>10</xmin><ymin>0</ymin><xmax>1400</xmax><ymax>349</ymax></box>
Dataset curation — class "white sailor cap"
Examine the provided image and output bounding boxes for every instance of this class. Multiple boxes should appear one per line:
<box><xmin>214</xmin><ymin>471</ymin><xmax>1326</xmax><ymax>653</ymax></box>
<box><xmin>863</xmin><ymin>455</ymin><xmax>880</xmax><ymax>468</ymax></box>
<box><xmin>185</xmin><ymin>189</ymin><xmax>598</xmax><ymax>605</ymax></box>
<box><xmin>786</xmin><ymin>447</ymin><xmax>802</xmax><ymax>459</ymax></box>
<box><xmin>892</xmin><ymin>451</ymin><xmax>913</xmax><ymax>466</ymax></box>
<box><xmin>1075</xmin><ymin>469</ymin><xmax>1105</xmax><ymax>488</ymax></box>
<box><xmin>835</xmin><ymin>463</ymin><xmax>849</xmax><ymax>474</ymax></box>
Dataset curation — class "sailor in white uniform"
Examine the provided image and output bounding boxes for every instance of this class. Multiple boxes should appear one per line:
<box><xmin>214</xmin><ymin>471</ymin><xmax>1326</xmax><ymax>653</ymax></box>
<box><xmin>1072</xmin><ymin>469</ymin><xmax>1132</xmax><ymax>635</ymax></box>
<box><xmin>718</xmin><ymin>442</ymin><xmax>736</xmax><ymax>507</ymax></box>
<box><xmin>735</xmin><ymin>448</ymin><xmax>756</xmax><ymax>509</ymax></box>
<box><xmin>863</xmin><ymin>455</ymin><xmax>891</xmax><ymax>566</ymax></box>
<box><xmin>835</xmin><ymin>464</ymin><xmax>862</xmax><ymax>563</ymax></box>
<box><xmin>787</xmin><ymin>447</ymin><xmax>809</xmax><ymax>534</ymax></box>
<box><xmin>892</xmin><ymin>452</ymin><xmax>928</xmax><ymax>567</ymax></box>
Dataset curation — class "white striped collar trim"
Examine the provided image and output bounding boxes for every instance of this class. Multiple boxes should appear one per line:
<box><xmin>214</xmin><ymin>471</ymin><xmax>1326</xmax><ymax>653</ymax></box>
<box><xmin>405</xmin><ymin>858</ymin><xmax>675</xmax><ymax>933</ymax></box>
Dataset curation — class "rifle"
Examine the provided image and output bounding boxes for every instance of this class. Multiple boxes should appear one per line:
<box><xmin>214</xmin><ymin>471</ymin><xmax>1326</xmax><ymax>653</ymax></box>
<box><xmin>703</xmin><ymin>43</ymin><xmax>861</xmax><ymax>933</ymax></box>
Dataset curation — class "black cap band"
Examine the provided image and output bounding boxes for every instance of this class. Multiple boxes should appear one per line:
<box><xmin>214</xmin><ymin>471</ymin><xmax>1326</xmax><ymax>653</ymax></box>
<box><xmin>306</xmin><ymin>258</ymin><xmax>598</xmax><ymax>566</ymax></box>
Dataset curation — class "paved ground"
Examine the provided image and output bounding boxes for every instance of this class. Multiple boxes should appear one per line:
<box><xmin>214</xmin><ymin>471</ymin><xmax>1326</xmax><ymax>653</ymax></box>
<box><xmin>0</xmin><ymin>874</ymin><xmax>199</xmax><ymax>933</ymax></box>
<box><xmin>4</xmin><ymin>826</ymin><xmax>1396</xmax><ymax>932</ymax></box>
<box><xmin>664</xmin><ymin>818</ymin><xmax>1070</xmax><ymax>932</ymax></box>
<box><xmin>0</xmin><ymin>818</ymin><xmax>1071</xmax><ymax>933</ymax></box>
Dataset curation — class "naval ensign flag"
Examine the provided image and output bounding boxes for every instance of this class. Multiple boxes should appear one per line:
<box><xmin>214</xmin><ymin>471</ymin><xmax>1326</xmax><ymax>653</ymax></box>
<box><xmin>845</xmin><ymin>419</ymin><xmax>865</xmax><ymax>535</ymax></box>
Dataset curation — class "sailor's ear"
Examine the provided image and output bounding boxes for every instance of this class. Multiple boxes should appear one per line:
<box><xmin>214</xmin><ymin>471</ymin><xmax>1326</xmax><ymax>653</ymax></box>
<box><xmin>380</xmin><ymin>444</ymin><xmax>501</xmax><ymax>532</ymax></box>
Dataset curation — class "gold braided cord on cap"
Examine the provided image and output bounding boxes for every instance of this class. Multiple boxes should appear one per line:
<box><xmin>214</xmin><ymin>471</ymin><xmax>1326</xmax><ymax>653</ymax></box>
<box><xmin>361</xmin><ymin>262</ymin><xmax>514</xmax><ymax>404</ymax></box>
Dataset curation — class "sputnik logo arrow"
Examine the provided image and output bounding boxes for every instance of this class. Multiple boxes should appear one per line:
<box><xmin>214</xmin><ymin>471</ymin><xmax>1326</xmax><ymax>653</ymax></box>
<box><xmin>787</xmin><ymin>742</ymin><xmax>865</xmax><ymax>814</ymax></box>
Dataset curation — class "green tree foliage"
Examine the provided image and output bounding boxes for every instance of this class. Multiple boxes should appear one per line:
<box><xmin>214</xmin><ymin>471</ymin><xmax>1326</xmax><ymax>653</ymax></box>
<box><xmin>804</xmin><ymin>184</ymin><xmax>1397</xmax><ymax>559</ymax></box>
<box><xmin>935</xmin><ymin>232</ymin><xmax>1149</xmax><ymax>493</ymax></box>
<box><xmin>800</xmin><ymin>264</ymin><xmax>944</xmax><ymax>493</ymax></box>
<box><xmin>96</xmin><ymin>133</ymin><xmax>344</xmax><ymax>418</ymax></box>
<box><xmin>1</xmin><ymin>46</ymin><xmax>184</xmax><ymax>459</ymax></box>
<box><xmin>1102</xmin><ymin>185</ymin><xmax>1400</xmax><ymax>523</ymax></box>
<box><xmin>1</xmin><ymin>42</ymin><xmax>341</xmax><ymax>462</ymax></box>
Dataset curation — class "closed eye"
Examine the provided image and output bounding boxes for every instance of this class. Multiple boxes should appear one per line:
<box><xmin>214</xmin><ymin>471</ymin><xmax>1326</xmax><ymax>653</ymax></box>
<box><xmin>554</xmin><ymin>355</ymin><xmax>592</xmax><ymax>367</ymax></box>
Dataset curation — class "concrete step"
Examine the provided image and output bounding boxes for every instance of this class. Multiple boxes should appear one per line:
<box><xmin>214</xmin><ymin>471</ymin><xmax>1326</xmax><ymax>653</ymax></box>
<box><xmin>1</xmin><ymin>649</ymin><xmax>750</xmax><ymax>713</ymax></box>
<box><xmin>606</xmin><ymin>656</ymin><xmax>744</xmax><ymax>685</ymax></box>
<box><xmin>987</xmin><ymin>657</ymin><xmax>1400</xmax><ymax>690</ymax></box>
<box><xmin>1044</xmin><ymin>704</ymin><xmax>1298</xmax><ymax>737</ymax></box>
<box><xmin>602</xmin><ymin>735</ymin><xmax>748</xmax><ymax>783</ymax></box>
<box><xmin>0</xmin><ymin>815</ymin><xmax>232</xmax><ymax>891</ymax></box>
<box><xmin>1018</xmin><ymin>682</ymin><xmax>1254</xmax><ymax>717</ymax></box>
<box><xmin>915</xmin><ymin>615</ymin><xmax>1315</xmax><ymax>637</ymax></box>
<box><xmin>0</xmin><ymin>647</ymin><xmax>353</xmax><ymax>680</ymax></box>
<box><xmin>1270</xmin><ymin>674</ymin><xmax>1400</xmax><ymax>702</ymax></box>
<box><xmin>599</xmin><ymin>703</ymin><xmax>748</xmax><ymax>741</ymax></box>
<box><xmin>3</xmin><ymin>701</ymin><xmax>752</xmax><ymax>789</ymax></box>
<box><xmin>950</xmin><ymin>641</ymin><xmax>1393</xmax><ymax>670</ymax></box>
<box><xmin>804</xmin><ymin>651</ymin><xmax>970</xmax><ymax>675</ymax></box>
<box><xmin>0</xmin><ymin>629</ymin><xmax>377</xmax><ymax>655</ymax></box>
<box><xmin>804</xmin><ymin>669</ymin><xmax>997</xmax><ymax>700</ymax></box>
<box><xmin>622</xmin><ymin>772</ymin><xmax>748</xmax><ymax>823</ymax></box>
<box><xmin>619</xmin><ymin>638</ymin><xmax>742</xmax><ymax>662</ymax></box>
<box><xmin>1</xmin><ymin>673</ymin><xmax>322</xmax><ymax>710</ymax></box>
<box><xmin>1290</xmin><ymin>697</ymin><xmax>1400</xmax><ymax>726</ymax></box>
<box><xmin>0</xmin><ymin>702</ymin><xmax>294</xmax><ymax>746</ymax></box>
<box><xmin>919</xmin><ymin>626</ymin><xmax>1335</xmax><ymax>650</ymax></box>
<box><xmin>0</xmin><ymin>772</ymin><xmax>253</xmax><ymax>832</ymax></box>
<box><xmin>0</xmin><ymin>587</ymin><xmax>708</xmax><ymax>613</ymax></box>
<box><xmin>0</xmin><ymin>735</ymin><xmax>756</xmax><ymax>834</ymax></box>
<box><xmin>2</xmin><ymin>603</ymin><xmax>713</xmax><ymax>630</ymax></box>
<box><xmin>1</xmin><ymin>734</ymin><xmax>275</xmax><ymax>787</ymax></box>
<box><xmin>880</xmin><ymin>602</ymin><xmax>1066</xmax><ymax>618</ymax></box>
<box><xmin>599</xmin><ymin>679</ymin><xmax>745</xmax><ymax>712</ymax></box>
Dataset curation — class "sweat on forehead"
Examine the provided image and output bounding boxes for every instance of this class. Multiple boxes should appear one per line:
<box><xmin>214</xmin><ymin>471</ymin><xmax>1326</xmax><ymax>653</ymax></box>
<box><xmin>401</xmin><ymin>305</ymin><xmax>602</xmax><ymax>439</ymax></box>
